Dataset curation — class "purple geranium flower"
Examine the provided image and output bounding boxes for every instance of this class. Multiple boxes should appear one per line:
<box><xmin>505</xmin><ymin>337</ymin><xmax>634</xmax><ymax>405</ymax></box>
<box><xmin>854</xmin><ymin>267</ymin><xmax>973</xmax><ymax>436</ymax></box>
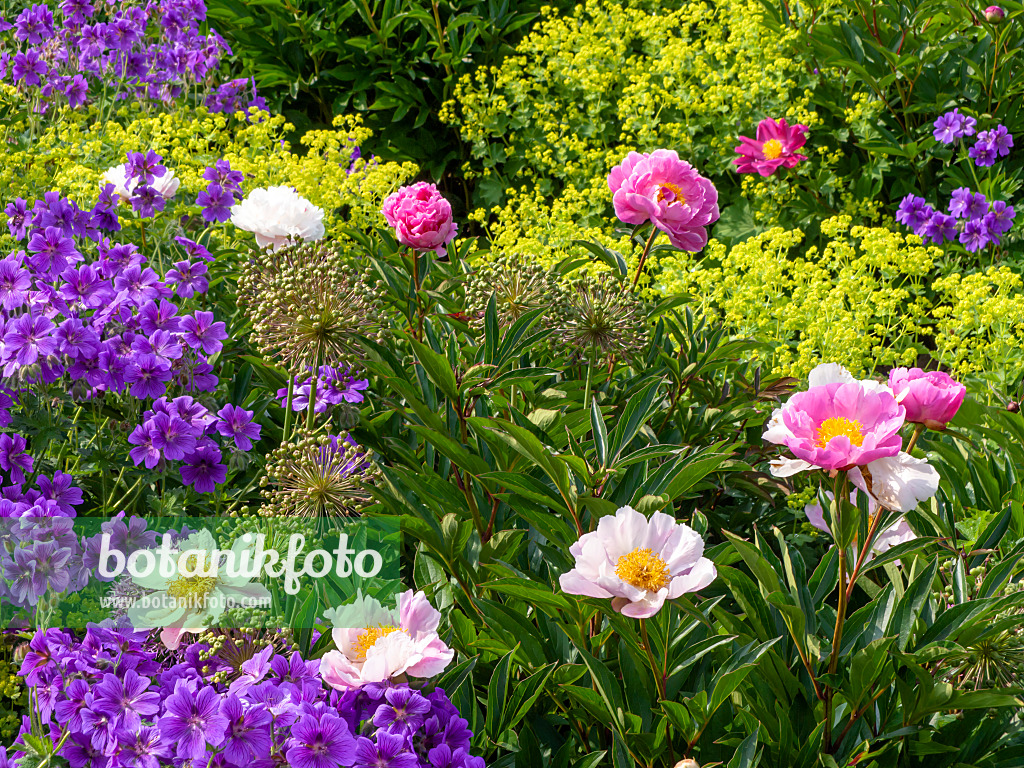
<box><xmin>180</xmin><ymin>445</ymin><xmax>227</xmax><ymax>493</ymax></box>
<box><xmin>969</xmin><ymin>136</ymin><xmax>998</xmax><ymax>167</ymax></box>
<box><xmin>159</xmin><ymin>682</ymin><xmax>228</xmax><ymax>761</ymax></box>
<box><xmin>125</xmin><ymin>354</ymin><xmax>172</xmax><ymax>399</ymax></box>
<box><xmin>949</xmin><ymin>188</ymin><xmax>988</xmax><ymax>219</ymax></box>
<box><xmin>287</xmin><ymin>713</ymin><xmax>358</xmax><ymax>768</ymax></box>
<box><xmin>37</xmin><ymin>471</ymin><xmax>84</xmax><ymax>515</ymax></box>
<box><xmin>219</xmin><ymin>694</ymin><xmax>273</xmax><ymax>765</ymax></box>
<box><xmin>959</xmin><ymin>218</ymin><xmax>991</xmax><ymax>252</ymax></box>
<box><xmin>372</xmin><ymin>687</ymin><xmax>432</xmax><ymax>735</ymax></box>
<box><xmin>125</xmin><ymin>150</ymin><xmax>166</xmax><ymax>184</ymax></box>
<box><xmin>352</xmin><ymin>732</ymin><xmax>417</xmax><ymax>768</ymax></box>
<box><xmin>180</xmin><ymin>310</ymin><xmax>228</xmax><ymax>354</ymax></box>
<box><xmin>215</xmin><ymin>403</ymin><xmax>261</xmax><ymax>451</ymax></box>
<box><xmin>984</xmin><ymin>200</ymin><xmax>1015</xmax><ymax>235</ymax></box>
<box><xmin>5</xmin><ymin>199</ymin><xmax>29</xmax><ymax>240</ymax></box>
<box><xmin>93</xmin><ymin>669</ymin><xmax>160</xmax><ymax>732</ymax></box>
<box><xmin>895</xmin><ymin>194</ymin><xmax>933</xmax><ymax>233</ymax></box>
<box><xmin>196</xmin><ymin>183</ymin><xmax>235</xmax><ymax>223</ymax></box>
<box><xmin>4</xmin><ymin>314</ymin><xmax>58</xmax><ymax>369</ymax></box>
<box><xmin>932</xmin><ymin>108</ymin><xmax>976</xmax><ymax>144</ymax></box>
<box><xmin>149</xmin><ymin>412</ymin><xmax>198</xmax><ymax>460</ymax></box>
<box><xmin>0</xmin><ymin>256</ymin><xmax>31</xmax><ymax>309</ymax></box>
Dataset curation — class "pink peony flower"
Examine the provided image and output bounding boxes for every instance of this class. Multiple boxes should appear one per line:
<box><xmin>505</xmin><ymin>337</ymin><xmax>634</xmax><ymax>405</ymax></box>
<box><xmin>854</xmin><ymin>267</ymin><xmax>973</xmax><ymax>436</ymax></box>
<box><xmin>319</xmin><ymin>590</ymin><xmax>454</xmax><ymax>690</ymax></box>
<box><xmin>559</xmin><ymin>505</ymin><xmax>716</xmax><ymax>618</ymax></box>
<box><xmin>381</xmin><ymin>182</ymin><xmax>458</xmax><ymax>256</ymax></box>
<box><xmin>764</xmin><ymin>380</ymin><xmax>905</xmax><ymax>471</ymax></box>
<box><xmin>734</xmin><ymin>118</ymin><xmax>809</xmax><ymax>176</ymax></box>
<box><xmin>887</xmin><ymin>368</ymin><xmax>965</xmax><ymax>429</ymax></box>
<box><xmin>985</xmin><ymin>5</ymin><xmax>1005</xmax><ymax>21</ymax></box>
<box><xmin>607</xmin><ymin>149</ymin><xmax>720</xmax><ymax>251</ymax></box>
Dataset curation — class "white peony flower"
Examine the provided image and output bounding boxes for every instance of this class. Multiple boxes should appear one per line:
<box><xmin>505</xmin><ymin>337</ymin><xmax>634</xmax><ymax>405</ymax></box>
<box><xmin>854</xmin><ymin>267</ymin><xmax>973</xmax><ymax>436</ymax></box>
<box><xmin>229</xmin><ymin>185</ymin><xmax>326</xmax><ymax>250</ymax></box>
<box><xmin>101</xmin><ymin>163</ymin><xmax>180</xmax><ymax>199</ymax></box>
<box><xmin>125</xmin><ymin>529</ymin><xmax>270</xmax><ymax>650</ymax></box>
<box><xmin>849</xmin><ymin>452</ymin><xmax>940</xmax><ymax>513</ymax></box>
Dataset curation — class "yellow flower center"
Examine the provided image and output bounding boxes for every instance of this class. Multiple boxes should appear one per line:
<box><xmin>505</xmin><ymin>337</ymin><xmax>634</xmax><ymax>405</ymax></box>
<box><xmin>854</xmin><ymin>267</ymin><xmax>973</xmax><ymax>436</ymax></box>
<box><xmin>762</xmin><ymin>139</ymin><xmax>784</xmax><ymax>160</ymax></box>
<box><xmin>354</xmin><ymin>625</ymin><xmax>406</xmax><ymax>661</ymax></box>
<box><xmin>615</xmin><ymin>547</ymin><xmax>671</xmax><ymax>592</ymax></box>
<box><xmin>657</xmin><ymin>182</ymin><xmax>686</xmax><ymax>205</ymax></box>
<box><xmin>815</xmin><ymin>417</ymin><xmax>865</xmax><ymax>448</ymax></box>
<box><xmin>166</xmin><ymin>575</ymin><xmax>218</xmax><ymax>608</ymax></box>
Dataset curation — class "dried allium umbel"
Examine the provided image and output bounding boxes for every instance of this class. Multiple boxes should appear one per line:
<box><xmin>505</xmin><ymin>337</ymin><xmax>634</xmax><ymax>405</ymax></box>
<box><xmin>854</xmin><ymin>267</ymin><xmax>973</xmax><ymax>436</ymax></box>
<box><xmin>259</xmin><ymin>432</ymin><xmax>375</xmax><ymax>519</ymax></box>
<box><xmin>549</xmin><ymin>272</ymin><xmax>649</xmax><ymax>363</ymax></box>
<box><xmin>464</xmin><ymin>254</ymin><xmax>560</xmax><ymax>329</ymax></box>
<box><xmin>237</xmin><ymin>241</ymin><xmax>388</xmax><ymax>373</ymax></box>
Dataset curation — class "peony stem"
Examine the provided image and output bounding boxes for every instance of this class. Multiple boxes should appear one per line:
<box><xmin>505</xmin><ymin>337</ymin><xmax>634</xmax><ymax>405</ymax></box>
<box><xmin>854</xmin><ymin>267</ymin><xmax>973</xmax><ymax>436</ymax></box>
<box><xmin>905</xmin><ymin>423</ymin><xmax>926</xmax><ymax>454</ymax></box>
<box><xmin>639</xmin><ymin>618</ymin><xmax>667</xmax><ymax>702</ymax></box>
<box><xmin>631</xmin><ymin>226</ymin><xmax>659</xmax><ymax>289</ymax></box>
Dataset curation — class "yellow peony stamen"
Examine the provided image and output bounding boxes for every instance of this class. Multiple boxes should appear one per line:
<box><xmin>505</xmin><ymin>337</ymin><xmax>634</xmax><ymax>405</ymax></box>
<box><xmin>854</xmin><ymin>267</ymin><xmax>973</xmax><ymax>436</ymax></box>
<box><xmin>657</xmin><ymin>181</ymin><xmax>686</xmax><ymax>205</ymax></box>
<box><xmin>615</xmin><ymin>547</ymin><xmax>671</xmax><ymax>592</ymax></box>
<box><xmin>166</xmin><ymin>575</ymin><xmax>218</xmax><ymax>608</ymax></box>
<box><xmin>762</xmin><ymin>139</ymin><xmax>784</xmax><ymax>159</ymax></box>
<box><xmin>815</xmin><ymin>417</ymin><xmax>865</xmax><ymax>448</ymax></box>
<box><xmin>354</xmin><ymin>625</ymin><xmax>406</xmax><ymax>661</ymax></box>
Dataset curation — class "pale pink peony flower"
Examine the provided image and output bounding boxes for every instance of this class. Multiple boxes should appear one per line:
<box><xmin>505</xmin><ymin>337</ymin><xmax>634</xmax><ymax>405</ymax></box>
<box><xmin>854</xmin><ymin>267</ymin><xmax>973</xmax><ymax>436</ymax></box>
<box><xmin>734</xmin><ymin>118</ymin><xmax>809</xmax><ymax>176</ymax></box>
<box><xmin>320</xmin><ymin>590</ymin><xmax>454</xmax><ymax>690</ymax></box>
<box><xmin>102</xmin><ymin>164</ymin><xmax>180</xmax><ymax>200</ymax></box>
<box><xmin>381</xmin><ymin>182</ymin><xmax>458</xmax><ymax>256</ymax></box>
<box><xmin>887</xmin><ymin>368</ymin><xmax>965</xmax><ymax>429</ymax></box>
<box><xmin>559</xmin><ymin>505</ymin><xmax>716</xmax><ymax>618</ymax></box>
<box><xmin>607</xmin><ymin>149</ymin><xmax>720</xmax><ymax>251</ymax></box>
<box><xmin>230</xmin><ymin>186</ymin><xmax>326</xmax><ymax>251</ymax></box>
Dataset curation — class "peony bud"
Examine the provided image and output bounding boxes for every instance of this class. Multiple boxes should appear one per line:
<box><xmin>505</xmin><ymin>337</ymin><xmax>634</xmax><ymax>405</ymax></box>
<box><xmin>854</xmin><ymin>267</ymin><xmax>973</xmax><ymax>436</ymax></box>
<box><xmin>888</xmin><ymin>367</ymin><xmax>966</xmax><ymax>430</ymax></box>
<box><xmin>673</xmin><ymin>760</ymin><xmax>701</xmax><ymax>768</ymax></box>
<box><xmin>1008</xmin><ymin>401</ymin><xmax>1020</xmax><ymax>413</ymax></box>
<box><xmin>985</xmin><ymin>5</ymin><xmax>1005</xmax><ymax>21</ymax></box>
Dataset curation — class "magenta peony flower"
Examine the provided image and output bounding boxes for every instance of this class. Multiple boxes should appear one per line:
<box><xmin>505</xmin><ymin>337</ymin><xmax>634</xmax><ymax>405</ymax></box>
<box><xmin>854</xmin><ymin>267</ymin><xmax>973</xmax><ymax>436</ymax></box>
<box><xmin>764</xmin><ymin>380</ymin><xmax>905</xmax><ymax>471</ymax></box>
<box><xmin>320</xmin><ymin>590</ymin><xmax>454</xmax><ymax>690</ymax></box>
<box><xmin>381</xmin><ymin>182</ymin><xmax>458</xmax><ymax>256</ymax></box>
<box><xmin>607</xmin><ymin>149</ymin><xmax>720</xmax><ymax>251</ymax></box>
<box><xmin>887</xmin><ymin>368</ymin><xmax>965</xmax><ymax>430</ymax></box>
<box><xmin>734</xmin><ymin>118</ymin><xmax>810</xmax><ymax>176</ymax></box>
<box><xmin>559</xmin><ymin>505</ymin><xmax>716</xmax><ymax>618</ymax></box>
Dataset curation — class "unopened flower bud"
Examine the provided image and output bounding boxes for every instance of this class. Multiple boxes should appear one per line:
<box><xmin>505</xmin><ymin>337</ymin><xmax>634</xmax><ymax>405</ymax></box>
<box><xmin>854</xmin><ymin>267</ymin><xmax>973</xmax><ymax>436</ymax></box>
<box><xmin>673</xmin><ymin>760</ymin><xmax>700</xmax><ymax>768</ymax></box>
<box><xmin>1008</xmin><ymin>401</ymin><xmax>1020</xmax><ymax>413</ymax></box>
<box><xmin>985</xmin><ymin>5</ymin><xmax>1005</xmax><ymax>21</ymax></box>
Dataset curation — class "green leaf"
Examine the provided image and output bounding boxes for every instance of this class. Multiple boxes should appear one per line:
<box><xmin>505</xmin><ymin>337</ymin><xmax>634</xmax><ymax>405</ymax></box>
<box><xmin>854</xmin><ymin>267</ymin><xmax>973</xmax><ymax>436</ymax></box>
<box><xmin>410</xmin><ymin>338</ymin><xmax>459</xmax><ymax>400</ymax></box>
<box><xmin>591</xmin><ymin>397</ymin><xmax>608</xmax><ymax>469</ymax></box>
<box><xmin>485</xmin><ymin>648</ymin><xmax>516</xmax><ymax>739</ymax></box>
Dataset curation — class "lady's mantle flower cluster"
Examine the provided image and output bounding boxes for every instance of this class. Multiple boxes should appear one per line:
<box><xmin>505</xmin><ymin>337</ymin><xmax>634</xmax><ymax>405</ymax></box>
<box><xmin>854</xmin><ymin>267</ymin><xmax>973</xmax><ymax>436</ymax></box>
<box><xmin>897</xmin><ymin>189</ymin><xmax>1015</xmax><ymax>251</ymax></box>
<box><xmin>12</xmin><ymin>621</ymin><xmax>485</xmax><ymax>768</ymax></box>
<box><xmin>608</xmin><ymin>149</ymin><xmax>720</xmax><ymax>251</ymax></box>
